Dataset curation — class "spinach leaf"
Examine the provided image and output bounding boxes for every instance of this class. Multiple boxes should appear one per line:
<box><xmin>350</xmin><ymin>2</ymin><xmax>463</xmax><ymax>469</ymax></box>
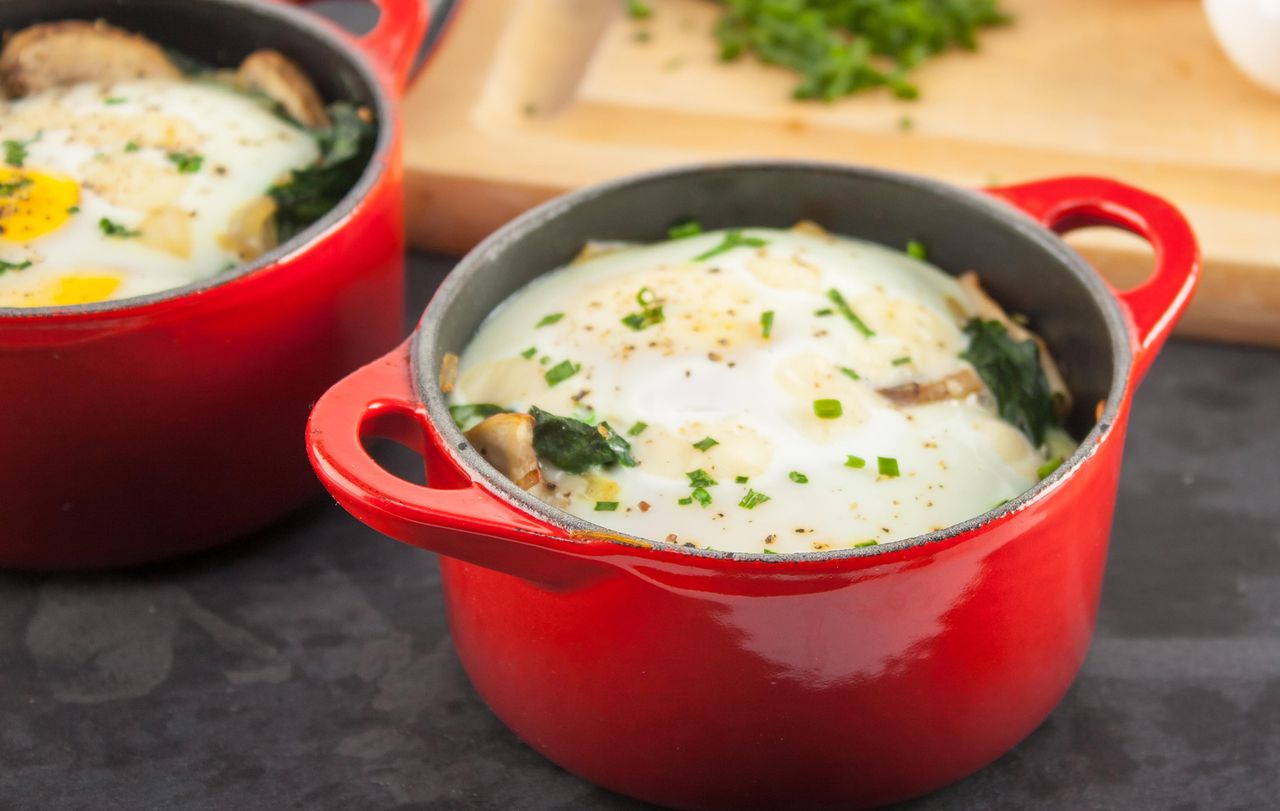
<box><xmin>268</xmin><ymin>102</ymin><xmax>374</xmax><ymax>242</ymax></box>
<box><xmin>449</xmin><ymin>403</ymin><xmax>506</xmax><ymax>431</ymax></box>
<box><xmin>961</xmin><ymin>318</ymin><xmax>1056</xmax><ymax>445</ymax></box>
<box><xmin>530</xmin><ymin>407</ymin><xmax>636</xmax><ymax>474</ymax></box>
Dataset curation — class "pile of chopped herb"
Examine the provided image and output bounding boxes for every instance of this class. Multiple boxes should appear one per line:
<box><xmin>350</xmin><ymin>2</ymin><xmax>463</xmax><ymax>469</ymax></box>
<box><xmin>712</xmin><ymin>0</ymin><xmax>1012</xmax><ymax>101</ymax></box>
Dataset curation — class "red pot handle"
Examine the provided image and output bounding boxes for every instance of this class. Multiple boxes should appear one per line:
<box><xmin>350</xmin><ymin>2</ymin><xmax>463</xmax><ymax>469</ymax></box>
<box><xmin>985</xmin><ymin>177</ymin><xmax>1200</xmax><ymax>383</ymax></box>
<box><xmin>307</xmin><ymin>340</ymin><xmax>615</xmax><ymax>590</ymax></box>
<box><xmin>281</xmin><ymin>0</ymin><xmax>431</xmax><ymax>91</ymax></box>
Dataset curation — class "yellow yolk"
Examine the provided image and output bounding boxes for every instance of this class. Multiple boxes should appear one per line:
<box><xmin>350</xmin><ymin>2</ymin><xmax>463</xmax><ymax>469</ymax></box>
<box><xmin>0</xmin><ymin>168</ymin><xmax>80</xmax><ymax>242</ymax></box>
<box><xmin>0</xmin><ymin>271</ymin><xmax>122</xmax><ymax>307</ymax></box>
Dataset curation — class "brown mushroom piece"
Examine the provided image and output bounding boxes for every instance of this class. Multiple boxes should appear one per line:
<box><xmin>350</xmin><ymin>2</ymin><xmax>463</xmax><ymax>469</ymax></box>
<box><xmin>220</xmin><ymin>195</ymin><xmax>279</xmax><ymax>262</ymax></box>
<box><xmin>877</xmin><ymin>368</ymin><xmax>985</xmax><ymax>407</ymax></box>
<box><xmin>957</xmin><ymin>271</ymin><xmax>1073</xmax><ymax>415</ymax></box>
<box><xmin>465</xmin><ymin>413</ymin><xmax>542</xmax><ymax>491</ymax></box>
<box><xmin>0</xmin><ymin>20</ymin><xmax>180</xmax><ymax>98</ymax></box>
<box><xmin>235</xmin><ymin>49</ymin><xmax>330</xmax><ymax>129</ymax></box>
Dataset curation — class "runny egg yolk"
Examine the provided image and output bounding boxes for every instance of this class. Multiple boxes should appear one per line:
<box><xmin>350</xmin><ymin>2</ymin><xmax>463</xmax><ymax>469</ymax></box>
<box><xmin>0</xmin><ymin>272</ymin><xmax>122</xmax><ymax>307</ymax></box>
<box><xmin>0</xmin><ymin>167</ymin><xmax>80</xmax><ymax>242</ymax></box>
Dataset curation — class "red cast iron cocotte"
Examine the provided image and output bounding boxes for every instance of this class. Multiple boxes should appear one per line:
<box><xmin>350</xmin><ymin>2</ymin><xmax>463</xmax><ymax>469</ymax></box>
<box><xmin>308</xmin><ymin>164</ymin><xmax>1199</xmax><ymax>810</ymax></box>
<box><xmin>0</xmin><ymin>0</ymin><xmax>430</xmax><ymax>569</ymax></box>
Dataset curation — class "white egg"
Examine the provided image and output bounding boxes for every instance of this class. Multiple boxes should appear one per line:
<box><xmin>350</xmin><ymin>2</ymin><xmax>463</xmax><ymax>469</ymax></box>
<box><xmin>0</xmin><ymin>78</ymin><xmax>319</xmax><ymax>307</ymax></box>
<box><xmin>451</xmin><ymin>227</ymin><xmax>1075</xmax><ymax>554</ymax></box>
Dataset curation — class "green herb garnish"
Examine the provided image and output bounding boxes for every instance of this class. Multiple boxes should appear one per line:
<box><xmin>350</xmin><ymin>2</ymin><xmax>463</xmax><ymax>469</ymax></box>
<box><xmin>789</xmin><ymin>471</ymin><xmax>808</xmax><ymax>484</ymax></box>
<box><xmin>878</xmin><ymin>456</ymin><xmax>901</xmax><ymax>477</ymax></box>
<box><xmin>0</xmin><ymin>259</ymin><xmax>33</xmax><ymax>275</ymax></box>
<box><xmin>761</xmin><ymin>310</ymin><xmax>775</xmax><ymax>339</ymax></box>
<box><xmin>891</xmin><ymin>356</ymin><xmax>912</xmax><ymax>366</ymax></box>
<box><xmin>520</xmin><ymin>347</ymin><xmax>537</xmax><ymax>359</ymax></box>
<box><xmin>691</xmin><ymin>487</ymin><xmax>713</xmax><ymax>507</ymax></box>
<box><xmin>845</xmin><ymin>455</ymin><xmax>866</xmax><ymax>469</ymax></box>
<box><xmin>98</xmin><ymin>218</ymin><xmax>140</xmax><ymax>238</ymax></box>
<box><xmin>628</xmin><ymin>421</ymin><xmax>649</xmax><ymax>436</ymax></box>
<box><xmin>853</xmin><ymin>540</ymin><xmax>878</xmax><ymax>548</ymax></box>
<box><xmin>687</xmin><ymin>469</ymin><xmax>718</xmax><ymax>488</ymax></box>
<box><xmin>3</xmin><ymin>134</ymin><xmax>37</xmax><ymax>168</ymax></box>
<box><xmin>537</xmin><ymin>312</ymin><xmax>564</xmax><ymax>327</ymax></box>
<box><xmin>544</xmin><ymin>359</ymin><xmax>581</xmax><ymax>386</ymax></box>
<box><xmin>622</xmin><ymin>287</ymin><xmax>665</xmax><ymax>331</ymax></box>
<box><xmin>0</xmin><ymin>177</ymin><xmax>31</xmax><ymax>196</ymax></box>
<box><xmin>1037</xmin><ymin>456</ymin><xmax>1064</xmax><ymax>479</ymax></box>
<box><xmin>694</xmin><ymin>229</ymin><xmax>768</xmax><ymax>261</ymax></box>
<box><xmin>693</xmin><ymin>436</ymin><xmax>719</xmax><ymax>452</ymax></box>
<box><xmin>906</xmin><ymin>239</ymin><xmax>927</xmax><ymax>260</ymax></box>
<box><xmin>449</xmin><ymin>403</ymin><xmax>505</xmax><ymax>430</ymax></box>
<box><xmin>735</xmin><ymin>475</ymin><xmax>749</xmax><ymax>484</ymax></box>
<box><xmin>713</xmin><ymin>0</ymin><xmax>1012</xmax><ymax>102</ymax></box>
<box><xmin>739</xmin><ymin>489</ymin><xmax>771</xmax><ymax>509</ymax></box>
<box><xmin>814</xmin><ymin>307</ymin><xmax>834</xmax><ymax>316</ymax></box>
<box><xmin>668</xmin><ymin>220</ymin><xmax>703</xmax><ymax>239</ymax></box>
<box><xmin>813</xmin><ymin>398</ymin><xmax>843</xmax><ymax>419</ymax></box>
<box><xmin>627</xmin><ymin>0</ymin><xmax>652</xmax><ymax>19</ymax></box>
<box><xmin>762</xmin><ymin>548</ymin><xmax>778</xmax><ymax>554</ymax></box>
<box><xmin>827</xmin><ymin>288</ymin><xmax>874</xmax><ymax>337</ymax></box>
<box><xmin>124</xmin><ymin>141</ymin><xmax>141</xmax><ymax>153</ymax></box>
<box><xmin>595</xmin><ymin>501</ymin><xmax>620</xmax><ymax>511</ymax></box>
<box><xmin>530</xmin><ymin>406</ymin><xmax>635</xmax><ymax>473</ymax></box>
<box><xmin>679</xmin><ymin>496</ymin><xmax>694</xmax><ymax>505</ymax></box>
<box><xmin>961</xmin><ymin>318</ymin><xmax>1056</xmax><ymax>445</ymax></box>
<box><xmin>839</xmin><ymin>366</ymin><xmax>861</xmax><ymax>381</ymax></box>
<box><xmin>104</xmin><ymin>96</ymin><xmax>127</xmax><ymax>105</ymax></box>
<box><xmin>268</xmin><ymin>102</ymin><xmax>375</xmax><ymax>242</ymax></box>
<box><xmin>167</xmin><ymin>152</ymin><xmax>203</xmax><ymax>173</ymax></box>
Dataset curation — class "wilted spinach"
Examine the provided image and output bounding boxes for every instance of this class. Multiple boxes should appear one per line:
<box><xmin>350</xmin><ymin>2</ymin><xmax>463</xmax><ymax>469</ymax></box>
<box><xmin>268</xmin><ymin>102</ymin><xmax>375</xmax><ymax>241</ymax></box>
<box><xmin>961</xmin><ymin>318</ymin><xmax>1056</xmax><ymax>445</ymax></box>
<box><xmin>530</xmin><ymin>407</ymin><xmax>637</xmax><ymax>474</ymax></box>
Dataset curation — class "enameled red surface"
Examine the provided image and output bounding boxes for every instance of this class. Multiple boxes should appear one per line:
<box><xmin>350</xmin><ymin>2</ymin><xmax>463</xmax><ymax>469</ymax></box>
<box><xmin>0</xmin><ymin>0</ymin><xmax>428</xmax><ymax>569</ymax></box>
<box><xmin>310</xmin><ymin>177</ymin><xmax>1197</xmax><ymax>808</ymax></box>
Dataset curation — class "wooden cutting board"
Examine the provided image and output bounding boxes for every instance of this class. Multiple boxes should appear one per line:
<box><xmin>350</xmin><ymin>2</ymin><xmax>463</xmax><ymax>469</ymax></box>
<box><xmin>402</xmin><ymin>0</ymin><xmax>1280</xmax><ymax>345</ymax></box>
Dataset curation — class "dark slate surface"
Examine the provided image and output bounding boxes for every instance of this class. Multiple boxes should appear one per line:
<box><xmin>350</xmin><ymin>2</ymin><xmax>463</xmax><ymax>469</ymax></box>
<box><xmin>3</xmin><ymin>253</ymin><xmax>1279</xmax><ymax>811</ymax></box>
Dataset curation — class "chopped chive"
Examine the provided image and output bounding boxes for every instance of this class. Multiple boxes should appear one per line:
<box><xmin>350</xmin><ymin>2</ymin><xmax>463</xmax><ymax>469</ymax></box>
<box><xmin>104</xmin><ymin>96</ymin><xmax>127</xmax><ymax>105</ymax></box>
<box><xmin>622</xmin><ymin>287</ymin><xmax>664</xmax><ymax>331</ymax></box>
<box><xmin>813</xmin><ymin>399</ymin><xmax>843</xmax><ymax>419</ymax></box>
<box><xmin>67</xmin><ymin>206</ymin><xmax>79</xmax><ymax>214</ymax></box>
<box><xmin>1037</xmin><ymin>456</ymin><xmax>1064</xmax><ymax>479</ymax></box>
<box><xmin>906</xmin><ymin>239</ymin><xmax>927</xmax><ymax>260</ymax></box>
<box><xmin>853</xmin><ymin>540</ymin><xmax>878</xmax><ymax>548</ymax></box>
<box><xmin>891</xmin><ymin>356</ymin><xmax>912</xmax><ymax>366</ymax></box>
<box><xmin>735</xmin><ymin>475</ymin><xmax>749</xmax><ymax>484</ymax></box>
<box><xmin>814</xmin><ymin>308</ymin><xmax>834</xmax><ymax>316</ymax></box>
<box><xmin>0</xmin><ymin>177</ymin><xmax>31</xmax><ymax>195</ymax></box>
<box><xmin>536</xmin><ymin>313</ymin><xmax>564</xmax><ymax>327</ymax></box>
<box><xmin>627</xmin><ymin>421</ymin><xmax>649</xmax><ymax>437</ymax></box>
<box><xmin>98</xmin><ymin>218</ymin><xmax>140</xmax><ymax>238</ymax></box>
<box><xmin>678</xmin><ymin>496</ymin><xmax>693</xmax><ymax>506</ymax></box>
<box><xmin>694</xmin><ymin>229</ymin><xmax>768</xmax><ymax>261</ymax></box>
<box><xmin>760</xmin><ymin>310</ymin><xmax>775</xmax><ymax>339</ymax></box>
<box><xmin>124</xmin><ymin>141</ymin><xmax>140</xmax><ymax>153</ymax></box>
<box><xmin>692</xmin><ymin>436</ymin><xmax>719</xmax><ymax>452</ymax></box>
<box><xmin>691</xmin><ymin>487</ymin><xmax>712</xmax><ymax>507</ymax></box>
<box><xmin>762</xmin><ymin>548</ymin><xmax>779</xmax><ymax>555</ymax></box>
<box><xmin>3</xmin><ymin>133</ymin><xmax>38</xmax><ymax>168</ymax></box>
<box><xmin>594</xmin><ymin>501</ymin><xmax>619</xmax><ymax>511</ymax></box>
<box><xmin>845</xmin><ymin>455</ymin><xmax>866</xmax><ymax>469</ymax></box>
<box><xmin>826</xmin><ymin>289</ymin><xmax>874</xmax><ymax>337</ymax></box>
<box><xmin>739</xmin><ymin>489</ymin><xmax>771</xmax><ymax>509</ymax></box>
<box><xmin>788</xmin><ymin>471</ymin><xmax>808</xmax><ymax>484</ymax></box>
<box><xmin>626</xmin><ymin>0</ymin><xmax>652</xmax><ymax>19</ymax></box>
<box><xmin>686</xmin><ymin>469</ymin><xmax>717</xmax><ymax>488</ymax></box>
<box><xmin>878</xmin><ymin>456</ymin><xmax>901</xmax><ymax>477</ymax></box>
<box><xmin>0</xmin><ymin>259</ymin><xmax>33</xmax><ymax>274</ymax></box>
<box><xmin>520</xmin><ymin>346</ymin><xmax>537</xmax><ymax>359</ymax></box>
<box><xmin>167</xmin><ymin>152</ymin><xmax>203</xmax><ymax>173</ymax></box>
<box><xmin>448</xmin><ymin>403</ymin><xmax>505</xmax><ymax>430</ymax></box>
<box><xmin>667</xmin><ymin>220</ymin><xmax>702</xmax><ymax>239</ymax></box>
<box><xmin>544</xmin><ymin>359</ymin><xmax>580</xmax><ymax>386</ymax></box>
<box><xmin>839</xmin><ymin>366</ymin><xmax>861</xmax><ymax>381</ymax></box>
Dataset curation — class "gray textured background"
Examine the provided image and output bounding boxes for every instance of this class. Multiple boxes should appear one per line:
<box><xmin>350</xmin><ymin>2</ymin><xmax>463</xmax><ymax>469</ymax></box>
<box><xmin>2</xmin><ymin>253</ymin><xmax>1278</xmax><ymax>810</ymax></box>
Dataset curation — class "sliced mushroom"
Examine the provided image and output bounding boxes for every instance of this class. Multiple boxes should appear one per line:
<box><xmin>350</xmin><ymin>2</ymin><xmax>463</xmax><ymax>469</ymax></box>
<box><xmin>235</xmin><ymin>49</ymin><xmax>329</xmax><ymax>128</ymax></box>
<box><xmin>219</xmin><ymin>195</ymin><xmax>278</xmax><ymax>261</ymax></box>
<box><xmin>958</xmin><ymin>271</ymin><xmax>1073</xmax><ymax>414</ymax></box>
<box><xmin>465</xmin><ymin>413</ymin><xmax>541</xmax><ymax>490</ymax></box>
<box><xmin>0</xmin><ymin>21</ymin><xmax>180</xmax><ymax>98</ymax></box>
<box><xmin>877</xmin><ymin>368</ymin><xmax>985</xmax><ymax>407</ymax></box>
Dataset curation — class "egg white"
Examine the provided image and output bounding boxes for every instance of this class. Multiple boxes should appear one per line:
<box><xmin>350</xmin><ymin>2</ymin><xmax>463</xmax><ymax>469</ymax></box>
<box><xmin>451</xmin><ymin>228</ymin><xmax>1071</xmax><ymax>554</ymax></box>
<box><xmin>0</xmin><ymin>78</ymin><xmax>320</xmax><ymax>306</ymax></box>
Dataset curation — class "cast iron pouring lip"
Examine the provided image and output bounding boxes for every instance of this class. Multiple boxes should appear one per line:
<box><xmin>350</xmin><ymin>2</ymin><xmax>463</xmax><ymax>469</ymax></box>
<box><xmin>0</xmin><ymin>0</ymin><xmax>394</xmax><ymax>321</ymax></box>
<box><xmin>414</xmin><ymin>160</ymin><xmax>1133</xmax><ymax>564</ymax></box>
